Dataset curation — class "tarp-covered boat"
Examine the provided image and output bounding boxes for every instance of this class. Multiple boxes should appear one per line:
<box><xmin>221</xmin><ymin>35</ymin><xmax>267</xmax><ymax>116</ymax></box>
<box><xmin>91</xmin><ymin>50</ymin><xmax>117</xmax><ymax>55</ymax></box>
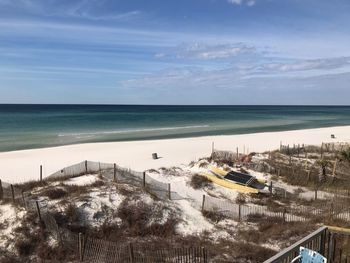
<box><xmin>200</xmin><ymin>167</ymin><xmax>268</xmax><ymax>194</ymax></box>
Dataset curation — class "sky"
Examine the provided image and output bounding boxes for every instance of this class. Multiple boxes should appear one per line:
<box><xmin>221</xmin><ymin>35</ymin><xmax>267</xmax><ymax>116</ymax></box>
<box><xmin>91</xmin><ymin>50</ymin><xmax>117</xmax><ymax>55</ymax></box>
<box><xmin>0</xmin><ymin>0</ymin><xmax>350</xmax><ymax>105</ymax></box>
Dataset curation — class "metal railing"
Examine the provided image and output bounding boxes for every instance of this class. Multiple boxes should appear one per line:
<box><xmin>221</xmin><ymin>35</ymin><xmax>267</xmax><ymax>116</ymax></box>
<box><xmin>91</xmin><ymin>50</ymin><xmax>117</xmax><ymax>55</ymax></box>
<box><xmin>264</xmin><ymin>226</ymin><xmax>350</xmax><ymax>263</ymax></box>
<box><xmin>264</xmin><ymin>226</ymin><xmax>327</xmax><ymax>263</ymax></box>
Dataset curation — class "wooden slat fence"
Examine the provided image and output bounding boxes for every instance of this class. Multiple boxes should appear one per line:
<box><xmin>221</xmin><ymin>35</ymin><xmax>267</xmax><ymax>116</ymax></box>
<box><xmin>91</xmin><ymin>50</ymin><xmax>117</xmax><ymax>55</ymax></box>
<box><xmin>202</xmin><ymin>195</ymin><xmax>350</xmax><ymax>223</ymax></box>
<box><xmin>59</xmin><ymin>227</ymin><xmax>79</xmax><ymax>253</ymax></box>
<box><xmin>83</xmin><ymin>238</ymin><xmax>131</xmax><ymax>262</ymax></box>
<box><xmin>82</xmin><ymin>240</ymin><xmax>208</xmax><ymax>263</ymax></box>
<box><xmin>46</xmin><ymin>160</ymin><xmax>182</xmax><ymax>201</ymax></box>
<box><xmin>42</xmin><ymin>211</ymin><xmax>60</xmax><ymax>240</ymax></box>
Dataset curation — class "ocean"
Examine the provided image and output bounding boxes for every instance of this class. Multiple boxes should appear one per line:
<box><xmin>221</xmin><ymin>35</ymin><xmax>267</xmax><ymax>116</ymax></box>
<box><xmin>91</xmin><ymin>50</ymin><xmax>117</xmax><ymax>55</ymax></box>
<box><xmin>1</xmin><ymin>104</ymin><xmax>350</xmax><ymax>152</ymax></box>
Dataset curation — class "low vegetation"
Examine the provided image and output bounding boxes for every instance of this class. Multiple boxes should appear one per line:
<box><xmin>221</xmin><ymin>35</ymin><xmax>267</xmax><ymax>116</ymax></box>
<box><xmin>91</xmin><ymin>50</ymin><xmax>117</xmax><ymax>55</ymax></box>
<box><xmin>42</xmin><ymin>188</ymin><xmax>68</xmax><ymax>199</ymax></box>
<box><xmin>2</xmin><ymin>143</ymin><xmax>350</xmax><ymax>262</ymax></box>
<box><xmin>189</xmin><ymin>174</ymin><xmax>212</xmax><ymax>189</ymax></box>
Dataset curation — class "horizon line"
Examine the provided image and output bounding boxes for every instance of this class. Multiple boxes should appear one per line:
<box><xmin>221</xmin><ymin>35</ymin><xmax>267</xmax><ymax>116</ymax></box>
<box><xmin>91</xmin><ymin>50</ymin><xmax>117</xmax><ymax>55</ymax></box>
<box><xmin>0</xmin><ymin>103</ymin><xmax>350</xmax><ymax>107</ymax></box>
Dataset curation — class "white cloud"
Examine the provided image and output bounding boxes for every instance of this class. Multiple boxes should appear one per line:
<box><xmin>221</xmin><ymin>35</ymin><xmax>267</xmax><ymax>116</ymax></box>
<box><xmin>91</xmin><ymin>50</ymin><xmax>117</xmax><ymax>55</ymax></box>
<box><xmin>122</xmin><ymin>56</ymin><xmax>350</xmax><ymax>93</ymax></box>
<box><xmin>156</xmin><ymin>43</ymin><xmax>256</xmax><ymax>60</ymax></box>
<box><xmin>0</xmin><ymin>0</ymin><xmax>141</xmax><ymax>21</ymax></box>
<box><xmin>264</xmin><ymin>57</ymin><xmax>350</xmax><ymax>72</ymax></box>
<box><xmin>120</xmin><ymin>66</ymin><xmax>350</xmax><ymax>104</ymax></box>
<box><xmin>228</xmin><ymin>0</ymin><xmax>256</xmax><ymax>6</ymax></box>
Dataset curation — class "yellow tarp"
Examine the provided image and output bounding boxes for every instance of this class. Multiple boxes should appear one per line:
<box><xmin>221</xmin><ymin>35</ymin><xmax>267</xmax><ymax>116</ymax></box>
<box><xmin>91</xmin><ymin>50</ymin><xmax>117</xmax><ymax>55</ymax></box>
<box><xmin>210</xmin><ymin>166</ymin><xmax>228</xmax><ymax>177</ymax></box>
<box><xmin>210</xmin><ymin>166</ymin><xmax>267</xmax><ymax>184</ymax></box>
<box><xmin>200</xmin><ymin>172</ymin><xmax>259</xmax><ymax>194</ymax></box>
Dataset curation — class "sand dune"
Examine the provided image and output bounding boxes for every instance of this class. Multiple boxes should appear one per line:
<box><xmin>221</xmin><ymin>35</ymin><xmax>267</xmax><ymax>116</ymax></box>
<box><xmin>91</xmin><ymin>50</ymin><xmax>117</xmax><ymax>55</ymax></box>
<box><xmin>1</xmin><ymin>125</ymin><xmax>350</xmax><ymax>184</ymax></box>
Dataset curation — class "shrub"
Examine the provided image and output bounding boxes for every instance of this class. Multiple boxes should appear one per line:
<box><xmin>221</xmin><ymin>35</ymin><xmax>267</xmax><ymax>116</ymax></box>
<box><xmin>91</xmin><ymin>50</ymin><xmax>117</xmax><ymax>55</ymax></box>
<box><xmin>233</xmin><ymin>242</ymin><xmax>276</xmax><ymax>262</ymax></box>
<box><xmin>63</xmin><ymin>184</ymin><xmax>89</xmax><ymax>196</ymax></box>
<box><xmin>189</xmin><ymin>174</ymin><xmax>212</xmax><ymax>189</ymax></box>
<box><xmin>117</xmin><ymin>199</ymin><xmax>178</xmax><ymax>237</ymax></box>
<box><xmin>43</xmin><ymin>188</ymin><xmax>67</xmax><ymax>199</ymax></box>
<box><xmin>14</xmin><ymin>180</ymin><xmax>48</xmax><ymax>193</ymax></box>
<box><xmin>15</xmin><ymin>237</ymin><xmax>37</xmax><ymax>256</ymax></box>
<box><xmin>0</xmin><ymin>251</ymin><xmax>21</xmax><ymax>263</ymax></box>
<box><xmin>340</xmin><ymin>148</ymin><xmax>350</xmax><ymax>164</ymax></box>
<box><xmin>235</xmin><ymin>193</ymin><xmax>246</xmax><ymax>204</ymax></box>
<box><xmin>37</xmin><ymin>242</ymin><xmax>73</xmax><ymax>261</ymax></box>
<box><xmin>202</xmin><ymin>210</ymin><xmax>227</xmax><ymax>223</ymax></box>
<box><xmin>90</xmin><ymin>180</ymin><xmax>105</xmax><ymax>187</ymax></box>
<box><xmin>65</xmin><ymin>203</ymin><xmax>80</xmax><ymax>223</ymax></box>
<box><xmin>116</xmin><ymin>184</ymin><xmax>135</xmax><ymax>196</ymax></box>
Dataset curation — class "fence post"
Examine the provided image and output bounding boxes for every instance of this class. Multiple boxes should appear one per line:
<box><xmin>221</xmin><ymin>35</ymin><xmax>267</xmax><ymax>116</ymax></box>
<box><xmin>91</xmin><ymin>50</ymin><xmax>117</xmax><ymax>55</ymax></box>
<box><xmin>305</xmin><ymin>145</ymin><xmax>308</xmax><ymax>158</ymax></box>
<box><xmin>329</xmin><ymin>203</ymin><xmax>334</xmax><ymax>220</ymax></box>
<box><xmin>21</xmin><ymin>191</ymin><xmax>26</xmax><ymax>208</ymax></box>
<box><xmin>332</xmin><ymin>160</ymin><xmax>337</xmax><ymax>178</ymax></box>
<box><xmin>85</xmin><ymin>160</ymin><xmax>88</xmax><ymax>175</ymax></box>
<box><xmin>201</xmin><ymin>195</ymin><xmax>206</xmax><ymax>212</ymax></box>
<box><xmin>339</xmin><ymin>248</ymin><xmax>342</xmax><ymax>262</ymax></box>
<box><xmin>78</xmin><ymin>232</ymin><xmax>83</xmax><ymax>261</ymax></box>
<box><xmin>143</xmin><ymin>172</ymin><xmax>146</xmax><ymax>188</ymax></box>
<box><xmin>238</xmin><ymin>204</ymin><xmax>242</xmax><ymax>222</ymax></box>
<box><xmin>113</xmin><ymin>163</ymin><xmax>117</xmax><ymax>181</ymax></box>
<box><xmin>211</xmin><ymin>142</ymin><xmax>214</xmax><ymax>154</ymax></box>
<box><xmin>10</xmin><ymin>184</ymin><xmax>15</xmax><ymax>203</ymax></box>
<box><xmin>315</xmin><ymin>189</ymin><xmax>318</xmax><ymax>200</ymax></box>
<box><xmin>201</xmin><ymin>247</ymin><xmax>207</xmax><ymax>263</ymax></box>
<box><xmin>0</xmin><ymin>179</ymin><xmax>3</xmax><ymax>200</ymax></box>
<box><xmin>168</xmin><ymin>184</ymin><xmax>171</xmax><ymax>200</ymax></box>
<box><xmin>128</xmin><ymin>243</ymin><xmax>134</xmax><ymax>263</ymax></box>
<box><xmin>36</xmin><ymin>201</ymin><xmax>42</xmax><ymax>222</ymax></box>
<box><xmin>40</xmin><ymin>165</ymin><xmax>43</xmax><ymax>181</ymax></box>
<box><xmin>283</xmin><ymin>208</ymin><xmax>287</xmax><ymax>222</ymax></box>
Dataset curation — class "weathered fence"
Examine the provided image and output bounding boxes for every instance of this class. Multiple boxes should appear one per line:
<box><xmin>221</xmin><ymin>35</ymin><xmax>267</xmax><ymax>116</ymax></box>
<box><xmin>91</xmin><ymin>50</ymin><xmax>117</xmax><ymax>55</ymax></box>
<box><xmin>202</xmin><ymin>195</ymin><xmax>303</xmax><ymax>222</ymax></box>
<box><xmin>202</xmin><ymin>195</ymin><xmax>350</xmax><ymax>223</ymax></box>
<box><xmin>280</xmin><ymin>142</ymin><xmax>350</xmax><ymax>156</ymax></box>
<box><xmin>0</xmin><ymin>160</ymin><xmax>183</xmax><ymax>205</ymax></box>
<box><xmin>82</xmin><ymin>239</ymin><xmax>208</xmax><ymax>263</ymax></box>
<box><xmin>211</xmin><ymin>150</ymin><xmax>237</xmax><ymax>162</ymax></box>
<box><xmin>46</xmin><ymin>160</ymin><xmax>180</xmax><ymax>201</ymax></box>
<box><xmin>0</xmin><ymin>161</ymin><xmax>205</xmax><ymax>262</ymax></box>
<box><xmin>0</xmin><ymin>187</ymin><xmax>208</xmax><ymax>262</ymax></box>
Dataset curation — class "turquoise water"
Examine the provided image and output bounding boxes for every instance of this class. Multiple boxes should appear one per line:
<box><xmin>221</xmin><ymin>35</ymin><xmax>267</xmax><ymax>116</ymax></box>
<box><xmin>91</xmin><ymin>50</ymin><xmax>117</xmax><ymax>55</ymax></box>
<box><xmin>0</xmin><ymin>105</ymin><xmax>350</xmax><ymax>152</ymax></box>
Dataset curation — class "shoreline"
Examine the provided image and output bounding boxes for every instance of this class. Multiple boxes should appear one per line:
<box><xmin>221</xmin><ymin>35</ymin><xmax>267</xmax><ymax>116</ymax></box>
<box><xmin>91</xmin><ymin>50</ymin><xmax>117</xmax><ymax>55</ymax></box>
<box><xmin>1</xmin><ymin>125</ymin><xmax>350</xmax><ymax>184</ymax></box>
<box><xmin>3</xmin><ymin>122</ymin><xmax>350</xmax><ymax>153</ymax></box>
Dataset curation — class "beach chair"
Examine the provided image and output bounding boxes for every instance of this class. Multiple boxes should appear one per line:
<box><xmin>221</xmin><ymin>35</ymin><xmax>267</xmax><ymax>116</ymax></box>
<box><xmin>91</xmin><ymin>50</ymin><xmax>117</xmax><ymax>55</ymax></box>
<box><xmin>290</xmin><ymin>247</ymin><xmax>327</xmax><ymax>263</ymax></box>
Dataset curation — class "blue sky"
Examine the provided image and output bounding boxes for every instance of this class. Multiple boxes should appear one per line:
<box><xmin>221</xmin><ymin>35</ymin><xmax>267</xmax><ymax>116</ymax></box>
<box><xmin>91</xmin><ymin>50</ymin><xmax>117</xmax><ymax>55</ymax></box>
<box><xmin>1</xmin><ymin>0</ymin><xmax>350</xmax><ymax>104</ymax></box>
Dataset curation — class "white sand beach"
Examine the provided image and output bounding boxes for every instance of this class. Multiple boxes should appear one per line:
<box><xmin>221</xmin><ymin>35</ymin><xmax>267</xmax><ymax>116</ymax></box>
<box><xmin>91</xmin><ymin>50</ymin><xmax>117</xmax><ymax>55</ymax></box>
<box><xmin>1</xmin><ymin>125</ymin><xmax>350</xmax><ymax>184</ymax></box>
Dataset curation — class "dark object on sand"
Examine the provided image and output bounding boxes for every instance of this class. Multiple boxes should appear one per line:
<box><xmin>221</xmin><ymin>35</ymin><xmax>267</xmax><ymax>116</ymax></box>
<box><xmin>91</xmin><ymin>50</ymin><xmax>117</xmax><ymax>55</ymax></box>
<box><xmin>331</xmin><ymin>134</ymin><xmax>335</xmax><ymax>139</ymax></box>
<box><xmin>152</xmin><ymin>153</ymin><xmax>158</xmax><ymax>159</ymax></box>
<box><xmin>224</xmin><ymin>171</ymin><xmax>266</xmax><ymax>190</ymax></box>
